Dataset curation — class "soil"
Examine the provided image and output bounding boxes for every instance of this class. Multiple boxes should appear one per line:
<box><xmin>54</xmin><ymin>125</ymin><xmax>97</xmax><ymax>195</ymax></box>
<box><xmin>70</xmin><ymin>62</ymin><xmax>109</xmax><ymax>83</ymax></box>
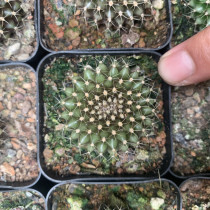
<box><xmin>49</xmin><ymin>181</ymin><xmax>179</xmax><ymax>210</ymax></box>
<box><xmin>0</xmin><ymin>66</ymin><xmax>39</xmax><ymax>184</ymax></box>
<box><xmin>0</xmin><ymin>190</ymin><xmax>45</xmax><ymax>210</ymax></box>
<box><xmin>0</xmin><ymin>0</ymin><xmax>37</xmax><ymax>61</ymax></box>
<box><xmin>171</xmin><ymin>0</ymin><xmax>196</xmax><ymax>47</ymax></box>
<box><xmin>41</xmin><ymin>54</ymin><xmax>168</xmax><ymax>177</ymax></box>
<box><xmin>171</xmin><ymin>81</ymin><xmax>210</xmax><ymax>176</ymax></box>
<box><xmin>41</xmin><ymin>0</ymin><xmax>170</xmax><ymax>50</ymax></box>
<box><xmin>180</xmin><ymin>178</ymin><xmax>210</xmax><ymax>210</ymax></box>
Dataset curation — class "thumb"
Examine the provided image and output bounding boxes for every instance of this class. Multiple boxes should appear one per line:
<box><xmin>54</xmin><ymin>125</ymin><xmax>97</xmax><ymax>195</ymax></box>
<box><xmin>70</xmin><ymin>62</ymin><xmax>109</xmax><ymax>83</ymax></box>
<box><xmin>158</xmin><ymin>26</ymin><xmax>210</xmax><ymax>86</ymax></box>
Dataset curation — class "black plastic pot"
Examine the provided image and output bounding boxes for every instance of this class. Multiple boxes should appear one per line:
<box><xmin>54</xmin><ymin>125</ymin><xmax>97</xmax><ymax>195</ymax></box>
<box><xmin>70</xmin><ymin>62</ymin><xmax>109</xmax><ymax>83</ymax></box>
<box><xmin>169</xmin><ymin>70</ymin><xmax>210</xmax><ymax>179</ymax></box>
<box><xmin>38</xmin><ymin>0</ymin><xmax>173</xmax><ymax>52</ymax></box>
<box><xmin>0</xmin><ymin>63</ymin><xmax>41</xmax><ymax>189</ymax></box>
<box><xmin>0</xmin><ymin>0</ymin><xmax>39</xmax><ymax>64</ymax></box>
<box><xmin>46</xmin><ymin>178</ymin><xmax>182</xmax><ymax>210</ymax></box>
<box><xmin>179</xmin><ymin>176</ymin><xmax>210</xmax><ymax>209</ymax></box>
<box><xmin>37</xmin><ymin>51</ymin><xmax>172</xmax><ymax>182</ymax></box>
<box><xmin>0</xmin><ymin>188</ymin><xmax>46</xmax><ymax>209</ymax></box>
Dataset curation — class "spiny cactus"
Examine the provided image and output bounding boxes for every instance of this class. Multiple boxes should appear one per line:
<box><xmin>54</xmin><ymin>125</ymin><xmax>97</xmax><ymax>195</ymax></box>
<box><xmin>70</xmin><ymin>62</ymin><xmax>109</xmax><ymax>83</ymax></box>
<box><xmin>0</xmin><ymin>0</ymin><xmax>26</xmax><ymax>41</ymax></box>
<box><xmin>73</xmin><ymin>0</ymin><xmax>154</xmax><ymax>33</ymax></box>
<box><xmin>187</xmin><ymin>0</ymin><xmax>210</xmax><ymax>29</ymax></box>
<box><xmin>58</xmin><ymin>56</ymin><xmax>161</xmax><ymax>159</ymax></box>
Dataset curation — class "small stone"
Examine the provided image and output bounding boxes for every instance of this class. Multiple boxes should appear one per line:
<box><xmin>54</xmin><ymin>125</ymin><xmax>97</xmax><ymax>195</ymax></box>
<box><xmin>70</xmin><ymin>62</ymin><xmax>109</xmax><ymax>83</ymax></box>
<box><xmin>121</xmin><ymin>31</ymin><xmax>140</xmax><ymax>46</ymax></box>
<box><xmin>81</xmin><ymin>162</ymin><xmax>96</xmax><ymax>169</ymax></box>
<box><xmin>193</xmin><ymin>93</ymin><xmax>201</xmax><ymax>103</ymax></box>
<box><xmin>14</xmin><ymin>93</ymin><xmax>24</xmax><ymax>100</ymax></box>
<box><xmin>72</xmin><ymin>37</ymin><xmax>81</xmax><ymax>47</ymax></box>
<box><xmin>187</xmin><ymin>108</ymin><xmax>194</xmax><ymax>115</ymax></box>
<box><xmin>152</xmin><ymin>0</ymin><xmax>164</xmax><ymax>9</ymax></box>
<box><xmin>55</xmin><ymin>147</ymin><xmax>65</xmax><ymax>156</ymax></box>
<box><xmin>43</xmin><ymin>147</ymin><xmax>53</xmax><ymax>160</ymax></box>
<box><xmin>139</xmin><ymin>38</ymin><xmax>146</xmax><ymax>48</ymax></box>
<box><xmin>190</xmin><ymin>151</ymin><xmax>196</xmax><ymax>157</ymax></box>
<box><xmin>69</xmin><ymin>19</ymin><xmax>79</xmax><ymax>28</ymax></box>
<box><xmin>23</xmin><ymin>83</ymin><xmax>31</xmax><ymax>89</ymax></box>
<box><xmin>26</xmin><ymin>192</ymin><xmax>33</xmax><ymax>197</ymax></box>
<box><xmin>27</xmin><ymin>142</ymin><xmax>36</xmax><ymax>151</ymax></box>
<box><xmin>7</xmin><ymin>149</ymin><xmax>17</xmax><ymax>158</ymax></box>
<box><xmin>22</xmin><ymin>101</ymin><xmax>31</xmax><ymax>114</ymax></box>
<box><xmin>185</xmin><ymin>88</ymin><xmax>194</xmax><ymax>96</ymax></box>
<box><xmin>0</xmin><ymin>162</ymin><xmax>15</xmax><ymax>176</ymax></box>
<box><xmin>150</xmin><ymin>197</ymin><xmax>164</xmax><ymax>210</ymax></box>
<box><xmin>69</xmin><ymin>164</ymin><xmax>81</xmax><ymax>174</ymax></box>
<box><xmin>4</xmin><ymin>43</ymin><xmax>21</xmax><ymax>60</ymax></box>
<box><xmin>0</xmin><ymin>73</ymin><xmax>7</xmax><ymax>80</ymax></box>
<box><xmin>16</xmin><ymin>150</ymin><xmax>23</xmax><ymax>159</ymax></box>
<box><xmin>64</xmin><ymin>29</ymin><xmax>81</xmax><ymax>41</ymax></box>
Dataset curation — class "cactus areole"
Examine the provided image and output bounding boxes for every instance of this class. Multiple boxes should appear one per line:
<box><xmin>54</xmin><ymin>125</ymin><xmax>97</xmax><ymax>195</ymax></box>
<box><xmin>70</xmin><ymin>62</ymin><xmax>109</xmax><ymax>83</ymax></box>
<box><xmin>0</xmin><ymin>0</ymin><xmax>26</xmax><ymax>41</ymax></box>
<box><xmin>58</xmin><ymin>57</ymin><xmax>161</xmax><ymax>159</ymax></box>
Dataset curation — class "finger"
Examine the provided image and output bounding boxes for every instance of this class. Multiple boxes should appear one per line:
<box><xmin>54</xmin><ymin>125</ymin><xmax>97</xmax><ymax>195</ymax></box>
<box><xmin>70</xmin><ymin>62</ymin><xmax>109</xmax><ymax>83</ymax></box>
<box><xmin>158</xmin><ymin>26</ymin><xmax>210</xmax><ymax>86</ymax></box>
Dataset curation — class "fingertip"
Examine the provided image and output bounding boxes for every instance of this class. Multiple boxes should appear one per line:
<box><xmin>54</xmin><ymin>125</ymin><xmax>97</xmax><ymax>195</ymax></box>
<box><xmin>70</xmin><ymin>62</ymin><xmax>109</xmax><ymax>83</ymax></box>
<box><xmin>158</xmin><ymin>50</ymin><xmax>196</xmax><ymax>86</ymax></box>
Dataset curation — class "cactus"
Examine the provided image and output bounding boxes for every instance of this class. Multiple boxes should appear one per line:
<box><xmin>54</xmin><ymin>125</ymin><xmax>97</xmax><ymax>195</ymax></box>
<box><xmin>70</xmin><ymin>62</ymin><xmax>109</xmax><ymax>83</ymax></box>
<box><xmin>57</xmin><ymin>56</ymin><xmax>161</xmax><ymax>159</ymax></box>
<box><xmin>72</xmin><ymin>0</ymin><xmax>155</xmax><ymax>33</ymax></box>
<box><xmin>187</xmin><ymin>0</ymin><xmax>210</xmax><ymax>29</ymax></box>
<box><xmin>0</xmin><ymin>0</ymin><xmax>26</xmax><ymax>42</ymax></box>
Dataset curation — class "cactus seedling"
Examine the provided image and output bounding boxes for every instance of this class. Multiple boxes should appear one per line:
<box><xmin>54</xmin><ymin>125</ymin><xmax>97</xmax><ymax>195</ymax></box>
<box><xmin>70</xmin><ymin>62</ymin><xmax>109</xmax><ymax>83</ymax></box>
<box><xmin>0</xmin><ymin>0</ymin><xmax>26</xmax><ymax>42</ymax></box>
<box><xmin>76</xmin><ymin>0</ymin><xmax>154</xmax><ymax>33</ymax></box>
<box><xmin>188</xmin><ymin>0</ymin><xmax>210</xmax><ymax>29</ymax></box>
<box><xmin>57</xmin><ymin>56</ymin><xmax>161</xmax><ymax>159</ymax></box>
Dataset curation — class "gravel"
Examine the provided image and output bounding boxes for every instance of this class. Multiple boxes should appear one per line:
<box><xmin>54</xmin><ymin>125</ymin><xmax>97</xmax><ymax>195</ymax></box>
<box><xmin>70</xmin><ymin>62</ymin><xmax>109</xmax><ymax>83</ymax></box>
<box><xmin>0</xmin><ymin>66</ymin><xmax>39</xmax><ymax>183</ymax></box>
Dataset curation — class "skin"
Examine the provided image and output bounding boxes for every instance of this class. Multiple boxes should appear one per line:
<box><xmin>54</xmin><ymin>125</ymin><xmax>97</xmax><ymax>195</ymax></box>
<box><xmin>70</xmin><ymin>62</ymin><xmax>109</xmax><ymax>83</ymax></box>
<box><xmin>158</xmin><ymin>26</ymin><xmax>210</xmax><ymax>86</ymax></box>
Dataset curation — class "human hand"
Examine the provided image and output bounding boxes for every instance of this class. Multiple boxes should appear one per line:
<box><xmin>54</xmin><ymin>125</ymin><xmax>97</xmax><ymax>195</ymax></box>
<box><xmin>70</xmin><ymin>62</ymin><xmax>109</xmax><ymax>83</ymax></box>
<box><xmin>158</xmin><ymin>26</ymin><xmax>210</xmax><ymax>86</ymax></box>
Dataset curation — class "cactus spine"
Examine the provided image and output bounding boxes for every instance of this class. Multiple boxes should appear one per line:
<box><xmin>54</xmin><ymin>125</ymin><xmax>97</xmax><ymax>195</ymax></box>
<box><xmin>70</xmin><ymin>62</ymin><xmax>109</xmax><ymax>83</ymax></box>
<box><xmin>58</xmin><ymin>56</ymin><xmax>160</xmax><ymax>159</ymax></box>
<box><xmin>0</xmin><ymin>0</ymin><xmax>26</xmax><ymax>42</ymax></box>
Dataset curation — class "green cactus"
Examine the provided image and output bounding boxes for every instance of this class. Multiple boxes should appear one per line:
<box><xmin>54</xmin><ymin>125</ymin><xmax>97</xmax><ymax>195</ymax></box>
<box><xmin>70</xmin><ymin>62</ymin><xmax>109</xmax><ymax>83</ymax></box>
<box><xmin>188</xmin><ymin>0</ymin><xmax>210</xmax><ymax>29</ymax></box>
<box><xmin>57</xmin><ymin>56</ymin><xmax>161</xmax><ymax>159</ymax></box>
<box><xmin>0</xmin><ymin>0</ymin><xmax>26</xmax><ymax>42</ymax></box>
<box><xmin>71</xmin><ymin>0</ymin><xmax>155</xmax><ymax>33</ymax></box>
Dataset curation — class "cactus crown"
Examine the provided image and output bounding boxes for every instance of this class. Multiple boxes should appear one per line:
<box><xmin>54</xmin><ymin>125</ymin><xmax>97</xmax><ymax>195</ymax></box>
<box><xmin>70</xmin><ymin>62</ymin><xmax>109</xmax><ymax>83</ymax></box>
<box><xmin>57</xmin><ymin>56</ymin><xmax>161</xmax><ymax>159</ymax></box>
<box><xmin>0</xmin><ymin>0</ymin><xmax>26</xmax><ymax>41</ymax></box>
<box><xmin>73</xmin><ymin>0</ymin><xmax>154</xmax><ymax>33</ymax></box>
<box><xmin>188</xmin><ymin>0</ymin><xmax>210</xmax><ymax>29</ymax></box>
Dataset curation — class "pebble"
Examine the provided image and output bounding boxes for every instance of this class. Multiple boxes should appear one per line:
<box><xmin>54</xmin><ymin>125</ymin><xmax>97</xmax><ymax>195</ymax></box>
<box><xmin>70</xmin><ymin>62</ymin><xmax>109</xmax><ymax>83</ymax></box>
<box><xmin>22</xmin><ymin>101</ymin><xmax>31</xmax><ymax>114</ymax></box>
<box><xmin>4</xmin><ymin>43</ymin><xmax>21</xmax><ymax>60</ymax></box>
<box><xmin>152</xmin><ymin>0</ymin><xmax>164</xmax><ymax>9</ymax></box>
<box><xmin>43</xmin><ymin>147</ymin><xmax>53</xmax><ymax>160</ymax></box>
<box><xmin>55</xmin><ymin>147</ymin><xmax>65</xmax><ymax>156</ymax></box>
<box><xmin>7</xmin><ymin>149</ymin><xmax>17</xmax><ymax>158</ymax></box>
<box><xmin>16</xmin><ymin>150</ymin><xmax>23</xmax><ymax>159</ymax></box>
<box><xmin>185</xmin><ymin>88</ymin><xmax>194</xmax><ymax>96</ymax></box>
<box><xmin>0</xmin><ymin>162</ymin><xmax>15</xmax><ymax>176</ymax></box>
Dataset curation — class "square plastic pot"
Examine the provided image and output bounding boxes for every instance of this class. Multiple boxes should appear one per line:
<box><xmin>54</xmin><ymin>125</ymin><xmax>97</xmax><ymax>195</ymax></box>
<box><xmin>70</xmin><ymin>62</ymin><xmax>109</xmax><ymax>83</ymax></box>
<box><xmin>0</xmin><ymin>63</ymin><xmax>40</xmax><ymax>189</ymax></box>
<box><xmin>0</xmin><ymin>0</ymin><xmax>39</xmax><ymax>64</ymax></box>
<box><xmin>37</xmin><ymin>51</ymin><xmax>172</xmax><ymax>182</ymax></box>
<box><xmin>46</xmin><ymin>178</ymin><xmax>182</xmax><ymax>210</ymax></box>
<box><xmin>38</xmin><ymin>0</ymin><xmax>173</xmax><ymax>52</ymax></box>
<box><xmin>0</xmin><ymin>188</ymin><xmax>46</xmax><ymax>209</ymax></box>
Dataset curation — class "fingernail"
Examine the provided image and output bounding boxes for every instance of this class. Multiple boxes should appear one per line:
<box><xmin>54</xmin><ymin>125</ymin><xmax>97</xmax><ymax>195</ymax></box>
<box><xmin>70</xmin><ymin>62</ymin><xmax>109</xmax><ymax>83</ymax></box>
<box><xmin>158</xmin><ymin>50</ymin><xmax>196</xmax><ymax>86</ymax></box>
